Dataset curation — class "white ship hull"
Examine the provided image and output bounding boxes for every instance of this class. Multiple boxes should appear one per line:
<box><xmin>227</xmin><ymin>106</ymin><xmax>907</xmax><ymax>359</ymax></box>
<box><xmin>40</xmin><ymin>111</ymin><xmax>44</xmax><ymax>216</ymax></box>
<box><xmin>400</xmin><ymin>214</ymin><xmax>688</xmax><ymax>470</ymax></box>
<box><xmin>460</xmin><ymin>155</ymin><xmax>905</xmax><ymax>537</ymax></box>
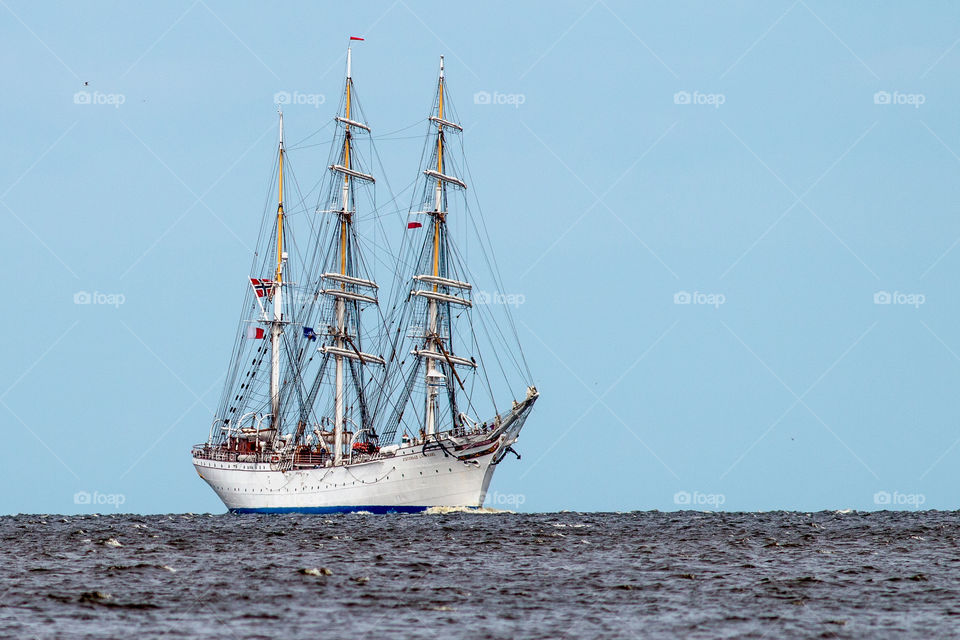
<box><xmin>193</xmin><ymin>395</ymin><xmax>533</xmax><ymax>514</ymax></box>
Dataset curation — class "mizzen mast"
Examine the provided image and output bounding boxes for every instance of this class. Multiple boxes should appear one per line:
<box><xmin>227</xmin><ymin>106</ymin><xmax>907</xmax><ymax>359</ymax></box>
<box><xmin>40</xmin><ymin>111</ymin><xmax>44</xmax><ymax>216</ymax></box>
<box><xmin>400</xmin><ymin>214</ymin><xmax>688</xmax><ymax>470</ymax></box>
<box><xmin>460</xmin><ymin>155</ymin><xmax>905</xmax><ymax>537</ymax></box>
<box><xmin>270</xmin><ymin>111</ymin><xmax>286</xmax><ymax>432</ymax></box>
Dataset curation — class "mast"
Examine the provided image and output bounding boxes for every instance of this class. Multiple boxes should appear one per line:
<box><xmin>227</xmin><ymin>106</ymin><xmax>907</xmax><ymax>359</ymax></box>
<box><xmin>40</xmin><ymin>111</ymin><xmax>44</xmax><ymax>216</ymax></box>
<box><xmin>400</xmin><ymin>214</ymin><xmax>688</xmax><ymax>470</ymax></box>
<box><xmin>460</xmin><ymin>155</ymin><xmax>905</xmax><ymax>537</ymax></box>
<box><xmin>424</xmin><ymin>56</ymin><xmax>447</xmax><ymax>438</ymax></box>
<box><xmin>333</xmin><ymin>45</ymin><xmax>353</xmax><ymax>465</ymax></box>
<box><xmin>271</xmin><ymin>111</ymin><xmax>285</xmax><ymax>433</ymax></box>
<box><xmin>382</xmin><ymin>57</ymin><xmax>531</xmax><ymax>449</ymax></box>
<box><xmin>312</xmin><ymin>37</ymin><xmax>383</xmax><ymax>465</ymax></box>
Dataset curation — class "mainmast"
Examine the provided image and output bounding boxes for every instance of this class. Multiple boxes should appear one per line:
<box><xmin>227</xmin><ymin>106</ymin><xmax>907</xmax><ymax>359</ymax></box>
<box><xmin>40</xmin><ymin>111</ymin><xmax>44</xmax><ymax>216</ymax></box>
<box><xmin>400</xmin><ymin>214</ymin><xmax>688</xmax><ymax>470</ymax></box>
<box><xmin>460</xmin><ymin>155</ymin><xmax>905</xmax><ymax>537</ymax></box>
<box><xmin>317</xmin><ymin>39</ymin><xmax>383</xmax><ymax>466</ymax></box>
<box><xmin>332</xmin><ymin>46</ymin><xmax>354</xmax><ymax>465</ymax></box>
<box><xmin>271</xmin><ymin>111</ymin><xmax>286</xmax><ymax>432</ymax></box>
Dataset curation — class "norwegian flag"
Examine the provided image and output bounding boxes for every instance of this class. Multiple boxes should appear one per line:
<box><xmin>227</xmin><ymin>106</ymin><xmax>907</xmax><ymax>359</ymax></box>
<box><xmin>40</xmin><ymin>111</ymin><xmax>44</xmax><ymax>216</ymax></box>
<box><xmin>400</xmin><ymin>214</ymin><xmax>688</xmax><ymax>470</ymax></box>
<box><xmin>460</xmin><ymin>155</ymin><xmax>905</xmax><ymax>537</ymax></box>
<box><xmin>250</xmin><ymin>278</ymin><xmax>273</xmax><ymax>298</ymax></box>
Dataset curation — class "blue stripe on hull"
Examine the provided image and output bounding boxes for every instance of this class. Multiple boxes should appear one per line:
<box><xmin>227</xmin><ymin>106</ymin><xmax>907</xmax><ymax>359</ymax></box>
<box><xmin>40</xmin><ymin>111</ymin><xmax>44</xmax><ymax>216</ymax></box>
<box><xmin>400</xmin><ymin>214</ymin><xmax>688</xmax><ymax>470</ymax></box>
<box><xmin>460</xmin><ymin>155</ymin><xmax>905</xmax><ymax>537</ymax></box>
<box><xmin>230</xmin><ymin>505</ymin><xmax>432</xmax><ymax>515</ymax></box>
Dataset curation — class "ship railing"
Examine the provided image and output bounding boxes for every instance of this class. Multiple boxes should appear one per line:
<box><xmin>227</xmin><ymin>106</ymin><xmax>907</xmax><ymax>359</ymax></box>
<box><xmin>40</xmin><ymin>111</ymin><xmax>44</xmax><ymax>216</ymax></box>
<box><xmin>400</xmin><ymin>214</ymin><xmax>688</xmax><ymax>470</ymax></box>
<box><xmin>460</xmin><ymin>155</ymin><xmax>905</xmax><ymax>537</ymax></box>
<box><xmin>192</xmin><ymin>446</ymin><xmax>261</xmax><ymax>463</ymax></box>
<box><xmin>292</xmin><ymin>452</ymin><xmax>327</xmax><ymax>467</ymax></box>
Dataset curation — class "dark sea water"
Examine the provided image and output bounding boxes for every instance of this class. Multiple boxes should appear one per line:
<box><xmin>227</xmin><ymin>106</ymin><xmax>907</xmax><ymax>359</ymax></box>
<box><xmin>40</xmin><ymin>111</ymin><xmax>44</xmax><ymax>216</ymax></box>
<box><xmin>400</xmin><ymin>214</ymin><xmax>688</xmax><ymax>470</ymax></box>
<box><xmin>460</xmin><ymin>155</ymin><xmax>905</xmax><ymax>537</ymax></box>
<box><xmin>2</xmin><ymin>510</ymin><xmax>959</xmax><ymax>639</ymax></box>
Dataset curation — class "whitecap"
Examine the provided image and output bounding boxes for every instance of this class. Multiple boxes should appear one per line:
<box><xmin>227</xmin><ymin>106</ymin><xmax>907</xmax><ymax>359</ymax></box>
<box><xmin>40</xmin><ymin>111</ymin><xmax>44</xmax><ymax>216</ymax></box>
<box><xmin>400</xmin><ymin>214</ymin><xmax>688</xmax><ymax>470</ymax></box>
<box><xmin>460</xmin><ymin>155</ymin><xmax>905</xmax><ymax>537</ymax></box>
<box><xmin>424</xmin><ymin>505</ymin><xmax>513</xmax><ymax>515</ymax></box>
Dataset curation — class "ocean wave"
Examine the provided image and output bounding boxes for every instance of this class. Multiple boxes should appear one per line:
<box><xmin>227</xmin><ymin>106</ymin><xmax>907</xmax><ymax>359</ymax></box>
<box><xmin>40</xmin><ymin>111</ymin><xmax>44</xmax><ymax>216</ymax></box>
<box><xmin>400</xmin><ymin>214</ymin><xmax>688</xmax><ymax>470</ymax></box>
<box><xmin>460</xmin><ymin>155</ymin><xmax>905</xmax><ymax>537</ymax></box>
<box><xmin>424</xmin><ymin>505</ymin><xmax>513</xmax><ymax>515</ymax></box>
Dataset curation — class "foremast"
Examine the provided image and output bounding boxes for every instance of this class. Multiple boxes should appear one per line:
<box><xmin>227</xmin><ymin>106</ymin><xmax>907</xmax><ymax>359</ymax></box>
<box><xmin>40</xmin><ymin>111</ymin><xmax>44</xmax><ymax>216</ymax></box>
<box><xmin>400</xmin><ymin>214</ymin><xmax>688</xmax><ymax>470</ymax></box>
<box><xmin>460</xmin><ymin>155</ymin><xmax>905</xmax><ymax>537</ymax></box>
<box><xmin>425</xmin><ymin>58</ymin><xmax>443</xmax><ymax>438</ymax></box>
<box><xmin>418</xmin><ymin>55</ymin><xmax>475</xmax><ymax>439</ymax></box>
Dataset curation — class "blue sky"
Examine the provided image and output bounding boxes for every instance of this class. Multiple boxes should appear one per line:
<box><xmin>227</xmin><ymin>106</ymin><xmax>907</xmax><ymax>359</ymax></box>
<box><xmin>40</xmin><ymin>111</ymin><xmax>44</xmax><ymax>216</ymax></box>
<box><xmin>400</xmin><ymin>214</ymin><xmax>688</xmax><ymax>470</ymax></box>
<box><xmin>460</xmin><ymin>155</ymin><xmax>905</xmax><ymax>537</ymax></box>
<box><xmin>3</xmin><ymin>1</ymin><xmax>960</xmax><ymax>513</ymax></box>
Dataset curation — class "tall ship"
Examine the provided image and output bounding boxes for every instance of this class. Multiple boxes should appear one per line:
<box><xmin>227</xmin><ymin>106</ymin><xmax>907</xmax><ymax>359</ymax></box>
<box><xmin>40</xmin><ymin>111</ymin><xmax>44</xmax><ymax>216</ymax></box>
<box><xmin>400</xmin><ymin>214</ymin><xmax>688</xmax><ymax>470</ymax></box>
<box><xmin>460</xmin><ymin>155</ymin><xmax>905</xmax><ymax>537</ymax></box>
<box><xmin>192</xmin><ymin>44</ymin><xmax>538</xmax><ymax>513</ymax></box>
